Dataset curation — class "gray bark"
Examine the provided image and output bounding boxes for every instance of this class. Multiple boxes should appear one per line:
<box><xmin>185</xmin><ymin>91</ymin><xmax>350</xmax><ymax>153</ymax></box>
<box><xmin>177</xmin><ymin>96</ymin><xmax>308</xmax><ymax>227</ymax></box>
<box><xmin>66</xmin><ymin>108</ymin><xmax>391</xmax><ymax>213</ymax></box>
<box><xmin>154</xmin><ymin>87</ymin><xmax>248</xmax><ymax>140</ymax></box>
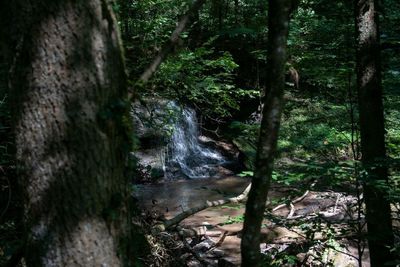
<box><xmin>240</xmin><ymin>0</ymin><xmax>297</xmax><ymax>266</ymax></box>
<box><xmin>355</xmin><ymin>0</ymin><xmax>395</xmax><ymax>265</ymax></box>
<box><xmin>9</xmin><ymin>0</ymin><xmax>137</xmax><ymax>265</ymax></box>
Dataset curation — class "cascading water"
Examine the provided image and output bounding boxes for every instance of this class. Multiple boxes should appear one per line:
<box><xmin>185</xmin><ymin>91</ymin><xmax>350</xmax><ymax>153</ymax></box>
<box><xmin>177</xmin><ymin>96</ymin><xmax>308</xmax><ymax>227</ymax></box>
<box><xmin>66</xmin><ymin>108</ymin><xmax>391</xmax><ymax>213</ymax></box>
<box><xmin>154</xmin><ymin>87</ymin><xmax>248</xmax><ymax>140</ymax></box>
<box><xmin>166</xmin><ymin>103</ymin><xmax>225</xmax><ymax>179</ymax></box>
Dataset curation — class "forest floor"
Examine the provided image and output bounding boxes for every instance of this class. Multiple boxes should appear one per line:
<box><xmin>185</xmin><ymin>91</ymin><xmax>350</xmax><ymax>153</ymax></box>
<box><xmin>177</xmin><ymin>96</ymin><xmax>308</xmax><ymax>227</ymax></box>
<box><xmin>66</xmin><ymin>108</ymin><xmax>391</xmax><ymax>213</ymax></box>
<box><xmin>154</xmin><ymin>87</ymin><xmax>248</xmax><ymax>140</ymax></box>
<box><xmin>135</xmin><ymin>175</ymin><xmax>372</xmax><ymax>266</ymax></box>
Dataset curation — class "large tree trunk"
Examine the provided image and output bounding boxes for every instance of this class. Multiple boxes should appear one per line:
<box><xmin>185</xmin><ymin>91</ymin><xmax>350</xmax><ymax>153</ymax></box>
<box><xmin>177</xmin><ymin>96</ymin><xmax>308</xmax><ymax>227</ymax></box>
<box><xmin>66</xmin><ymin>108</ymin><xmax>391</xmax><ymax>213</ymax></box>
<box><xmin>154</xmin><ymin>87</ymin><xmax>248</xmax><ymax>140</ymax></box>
<box><xmin>8</xmin><ymin>0</ymin><xmax>137</xmax><ymax>265</ymax></box>
<box><xmin>354</xmin><ymin>0</ymin><xmax>395</xmax><ymax>265</ymax></box>
<box><xmin>240</xmin><ymin>0</ymin><xmax>296</xmax><ymax>266</ymax></box>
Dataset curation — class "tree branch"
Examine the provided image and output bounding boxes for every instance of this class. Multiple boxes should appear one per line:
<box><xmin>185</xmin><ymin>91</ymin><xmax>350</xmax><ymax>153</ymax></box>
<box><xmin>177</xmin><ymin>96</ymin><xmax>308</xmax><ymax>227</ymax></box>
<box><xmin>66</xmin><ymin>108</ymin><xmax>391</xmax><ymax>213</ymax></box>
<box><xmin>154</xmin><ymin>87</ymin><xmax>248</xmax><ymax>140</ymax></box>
<box><xmin>134</xmin><ymin>0</ymin><xmax>206</xmax><ymax>89</ymax></box>
<box><xmin>153</xmin><ymin>183</ymin><xmax>251</xmax><ymax>231</ymax></box>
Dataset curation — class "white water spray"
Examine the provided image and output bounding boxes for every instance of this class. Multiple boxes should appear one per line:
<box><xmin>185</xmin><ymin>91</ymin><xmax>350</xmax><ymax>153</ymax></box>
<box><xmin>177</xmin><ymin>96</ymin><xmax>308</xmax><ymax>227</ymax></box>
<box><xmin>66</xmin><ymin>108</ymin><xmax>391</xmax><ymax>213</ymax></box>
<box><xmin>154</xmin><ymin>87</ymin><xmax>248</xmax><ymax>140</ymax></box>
<box><xmin>166</xmin><ymin>103</ymin><xmax>225</xmax><ymax>178</ymax></box>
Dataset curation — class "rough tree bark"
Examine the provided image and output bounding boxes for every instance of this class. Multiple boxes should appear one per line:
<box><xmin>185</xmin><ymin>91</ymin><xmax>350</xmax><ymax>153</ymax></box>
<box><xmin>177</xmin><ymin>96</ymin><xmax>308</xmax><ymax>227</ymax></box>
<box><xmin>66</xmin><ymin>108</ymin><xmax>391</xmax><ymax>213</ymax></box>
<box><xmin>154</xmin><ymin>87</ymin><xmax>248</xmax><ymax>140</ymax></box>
<box><xmin>8</xmin><ymin>0</ymin><xmax>139</xmax><ymax>265</ymax></box>
<box><xmin>240</xmin><ymin>0</ymin><xmax>297</xmax><ymax>266</ymax></box>
<box><xmin>355</xmin><ymin>0</ymin><xmax>395</xmax><ymax>265</ymax></box>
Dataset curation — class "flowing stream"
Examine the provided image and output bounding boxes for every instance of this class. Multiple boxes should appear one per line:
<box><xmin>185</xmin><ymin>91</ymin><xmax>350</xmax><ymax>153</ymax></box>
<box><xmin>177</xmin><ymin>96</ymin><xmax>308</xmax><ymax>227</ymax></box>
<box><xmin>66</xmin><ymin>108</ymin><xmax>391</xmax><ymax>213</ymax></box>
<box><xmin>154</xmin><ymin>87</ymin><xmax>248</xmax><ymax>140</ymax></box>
<box><xmin>165</xmin><ymin>103</ymin><xmax>225</xmax><ymax>179</ymax></box>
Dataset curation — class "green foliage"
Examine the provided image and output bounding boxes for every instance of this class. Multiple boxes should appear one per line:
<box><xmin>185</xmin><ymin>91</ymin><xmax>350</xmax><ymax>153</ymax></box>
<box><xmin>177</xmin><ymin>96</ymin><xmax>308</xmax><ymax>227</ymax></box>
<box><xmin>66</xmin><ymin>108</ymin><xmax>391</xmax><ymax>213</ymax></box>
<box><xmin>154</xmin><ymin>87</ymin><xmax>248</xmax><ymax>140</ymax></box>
<box><xmin>263</xmin><ymin>211</ymin><xmax>351</xmax><ymax>267</ymax></box>
<box><xmin>200</xmin><ymin>0</ymin><xmax>268</xmax><ymax>35</ymax></box>
<box><xmin>0</xmin><ymin>221</ymin><xmax>23</xmax><ymax>266</ymax></box>
<box><xmin>384</xmin><ymin>92</ymin><xmax>400</xmax><ymax>218</ymax></box>
<box><xmin>386</xmin><ymin>95</ymin><xmax>400</xmax><ymax>157</ymax></box>
<box><xmin>238</xmin><ymin>170</ymin><xmax>254</xmax><ymax>177</ymax></box>
<box><xmin>228</xmin><ymin>121</ymin><xmax>259</xmax><ymax>170</ymax></box>
<box><xmin>288</xmin><ymin>0</ymin><xmax>354</xmax><ymax>96</ymax></box>
<box><xmin>121</xmin><ymin>2</ymin><xmax>400</xmax><ymax>263</ymax></box>
<box><xmin>221</xmin><ymin>214</ymin><xmax>244</xmax><ymax>225</ymax></box>
<box><xmin>226</xmin><ymin>91</ymin><xmax>356</xmax><ymax>187</ymax></box>
<box><xmin>262</xmin><ymin>253</ymin><xmax>298</xmax><ymax>267</ymax></box>
<box><xmin>154</xmin><ymin>40</ymin><xmax>257</xmax><ymax>118</ymax></box>
<box><xmin>388</xmin><ymin>173</ymin><xmax>400</xmax><ymax>203</ymax></box>
<box><xmin>133</xmin><ymin>101</ymin><xmax>182</xmax><ymax>141</ymax></box>
<box><xmin>228</xmin><ymin>121</ymin><xmax>259</xmax><ymax>142</ymax></box>
<box><xmin>118</xmin><ymin>0</ymin><xmax>189</xmax><ymax>78</ymax></box>
<box><xmin>279</xmin><ymin>94</ymin><xmax>352</xmax><ymax>161</ymax></box>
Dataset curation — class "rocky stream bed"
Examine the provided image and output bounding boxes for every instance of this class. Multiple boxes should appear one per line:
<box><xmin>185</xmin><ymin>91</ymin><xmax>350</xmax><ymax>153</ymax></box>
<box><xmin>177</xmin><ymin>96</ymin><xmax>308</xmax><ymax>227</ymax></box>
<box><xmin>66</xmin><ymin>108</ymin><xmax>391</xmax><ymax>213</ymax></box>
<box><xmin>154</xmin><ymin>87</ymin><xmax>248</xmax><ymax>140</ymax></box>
<box><xmin>131</xmin><ymin>100</ymin><xmax>371</xmax><ymax>266</ymax></box>
<box><xmin>134</xmin><ymin>175</ymin><xmax>371</xmax><ymax>267</ymax></box>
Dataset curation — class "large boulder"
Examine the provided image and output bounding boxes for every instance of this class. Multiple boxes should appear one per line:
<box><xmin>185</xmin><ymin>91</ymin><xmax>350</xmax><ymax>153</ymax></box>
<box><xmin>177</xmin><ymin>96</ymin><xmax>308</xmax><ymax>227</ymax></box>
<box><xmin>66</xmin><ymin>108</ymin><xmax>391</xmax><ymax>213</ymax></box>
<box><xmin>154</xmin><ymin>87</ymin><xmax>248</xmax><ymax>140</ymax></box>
<box><xmin>232</xmin><ymin>137</ymin><xmax>256</xmax><ymax>171</ymax></box>
<box><xmin>131</xmin><ymin>98</ymin><xmax>179</xmax><ymax>181</ymax></box>
<box><xmin>131</xmin><ymin>98</ymin><xmax>179</xmax><ymax>148</ymax></box>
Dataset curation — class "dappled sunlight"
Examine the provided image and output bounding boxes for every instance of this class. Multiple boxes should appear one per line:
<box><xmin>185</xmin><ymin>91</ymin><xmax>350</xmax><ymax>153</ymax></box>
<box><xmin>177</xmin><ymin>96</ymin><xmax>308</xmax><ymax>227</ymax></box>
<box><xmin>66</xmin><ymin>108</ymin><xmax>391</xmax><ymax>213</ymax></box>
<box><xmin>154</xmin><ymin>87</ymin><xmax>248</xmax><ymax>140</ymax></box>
<box><xmin>1</xmin><ymin>0</ymin><xmax>399</xmax><ymax>266</ymax></box>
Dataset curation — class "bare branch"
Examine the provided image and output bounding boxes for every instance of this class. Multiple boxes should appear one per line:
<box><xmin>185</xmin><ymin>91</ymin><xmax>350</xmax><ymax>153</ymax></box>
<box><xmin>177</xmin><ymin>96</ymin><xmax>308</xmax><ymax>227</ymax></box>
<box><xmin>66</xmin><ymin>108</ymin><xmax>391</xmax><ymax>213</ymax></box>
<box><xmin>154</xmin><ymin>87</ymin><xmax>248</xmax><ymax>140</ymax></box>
<box><xmin>138</xmin><ymin>0</ymin><xmax>206</xmax><ymax>84</ymax></box>
<box><xmin>154</xmin><ymin>183</ymin><xmax>251</xmax><ymax>231</ymax></box>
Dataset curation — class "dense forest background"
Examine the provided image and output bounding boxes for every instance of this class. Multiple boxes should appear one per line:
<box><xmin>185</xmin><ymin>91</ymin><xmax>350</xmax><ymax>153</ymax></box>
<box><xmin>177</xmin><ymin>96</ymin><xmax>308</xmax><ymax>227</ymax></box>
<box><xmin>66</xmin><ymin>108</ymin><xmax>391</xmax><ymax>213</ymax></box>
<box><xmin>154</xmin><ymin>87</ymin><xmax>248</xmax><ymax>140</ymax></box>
<box><xmin>0</xmin><ymin>0</ymin><xmax>400</xmax><ymax>266</ymax></box>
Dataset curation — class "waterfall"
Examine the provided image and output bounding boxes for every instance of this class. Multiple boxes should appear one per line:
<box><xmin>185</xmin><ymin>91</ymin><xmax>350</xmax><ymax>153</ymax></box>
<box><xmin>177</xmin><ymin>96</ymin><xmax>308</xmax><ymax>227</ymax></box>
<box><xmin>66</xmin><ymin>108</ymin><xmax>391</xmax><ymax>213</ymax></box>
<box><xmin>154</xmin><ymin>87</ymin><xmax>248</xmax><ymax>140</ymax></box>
<box><xmin>166</xmin><ymin>103</ymin><xmax>225</xmax><ymax>179</ymax></box>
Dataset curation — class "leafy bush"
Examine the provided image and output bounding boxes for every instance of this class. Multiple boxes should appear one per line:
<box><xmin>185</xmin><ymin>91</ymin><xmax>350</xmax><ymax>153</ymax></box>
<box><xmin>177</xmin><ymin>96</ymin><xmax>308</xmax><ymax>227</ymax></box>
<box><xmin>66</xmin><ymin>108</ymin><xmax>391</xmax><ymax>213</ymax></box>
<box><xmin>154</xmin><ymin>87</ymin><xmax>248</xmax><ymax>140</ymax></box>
<box><xmin>153</xmin><ymin>38</ymin><xmax>258</xmax><ymax>119</ymax></box>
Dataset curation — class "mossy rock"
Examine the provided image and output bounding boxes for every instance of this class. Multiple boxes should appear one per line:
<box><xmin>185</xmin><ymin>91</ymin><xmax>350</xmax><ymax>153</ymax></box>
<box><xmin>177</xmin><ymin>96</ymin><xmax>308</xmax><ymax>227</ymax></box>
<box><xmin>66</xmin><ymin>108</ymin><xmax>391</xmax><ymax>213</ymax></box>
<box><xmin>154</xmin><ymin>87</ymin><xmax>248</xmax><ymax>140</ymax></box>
<box><xmin>232</xmin><ymin>137</ymin><xmax>256</xmax><ymax>170</ymax></box>
<box><xmin>150</xmin><ymin>167</ymin><xmax>164</xmax><ymax>180</ymax></box>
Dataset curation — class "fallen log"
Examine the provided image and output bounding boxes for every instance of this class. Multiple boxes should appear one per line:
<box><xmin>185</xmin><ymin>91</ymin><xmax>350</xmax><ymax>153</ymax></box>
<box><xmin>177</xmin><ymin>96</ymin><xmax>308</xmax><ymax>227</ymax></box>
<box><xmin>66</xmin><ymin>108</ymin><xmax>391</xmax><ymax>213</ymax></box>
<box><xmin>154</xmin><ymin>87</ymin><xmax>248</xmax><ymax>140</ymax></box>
<box><xmin>153</xmin><ymin>183</ymin><xmax>251</xmax><ymax>231</ymax></box>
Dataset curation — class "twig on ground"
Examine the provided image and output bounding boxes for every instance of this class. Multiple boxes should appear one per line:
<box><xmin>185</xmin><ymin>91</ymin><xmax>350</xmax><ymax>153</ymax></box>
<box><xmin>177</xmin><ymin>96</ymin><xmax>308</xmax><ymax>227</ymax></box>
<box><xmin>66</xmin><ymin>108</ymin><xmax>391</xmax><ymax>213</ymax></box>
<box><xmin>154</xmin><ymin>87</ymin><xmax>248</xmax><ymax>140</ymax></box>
<box><xmin>333</xmin><ymin>193</ymin><xmax>341</xmax><ymax>214</ymax></box>
<box><xmin>272</xmin><ymin>189</ymin><xmax>310</xmax><ymax>212</ymax></box>
<box><xmin>215</xmin><ymin>231</ymin><xmax>228</xmax><ymax>247</ymax></box>
<box><xmin>287</xmin><ymin>203</ymin><xmax>295</xmax><ymax>219</ymax></box>
<box><xmin>180</xmin><ymin>235</ymin><xmax>210</xmax><ymax>266</ymax></box>
<box><xmin>272</xmin><ymin>181</ymin><xmax>316</xmax><ymax>214</ymax></box>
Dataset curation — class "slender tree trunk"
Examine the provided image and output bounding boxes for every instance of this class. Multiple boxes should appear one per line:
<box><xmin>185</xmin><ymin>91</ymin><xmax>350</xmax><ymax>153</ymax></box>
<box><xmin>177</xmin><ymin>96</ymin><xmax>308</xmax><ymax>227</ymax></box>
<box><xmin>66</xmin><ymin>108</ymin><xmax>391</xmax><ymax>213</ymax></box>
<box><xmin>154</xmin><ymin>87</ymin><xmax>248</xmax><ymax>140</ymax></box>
<box><xmin>120</xmin><ymin>0</ymin><xmax>130</xmax><ymax>40</ymax></box>
<box><xmin>9</xmin><ymin>0</ymin><xmax>139</xmax><ymax>265</ymax></box>
<box><xmin>241</xmin><ymin>0</ymin><xmax>297</xmax><ymax>266</ymax></box>
<box><xmin>234</xmin><ymin>0</ymin><xmax>239</xmax><ymax>25</ymax></box>
<box><xmin>354</xmin><ymin>0</ymin><xmax>395</xmax><ymax>265</ymax></box>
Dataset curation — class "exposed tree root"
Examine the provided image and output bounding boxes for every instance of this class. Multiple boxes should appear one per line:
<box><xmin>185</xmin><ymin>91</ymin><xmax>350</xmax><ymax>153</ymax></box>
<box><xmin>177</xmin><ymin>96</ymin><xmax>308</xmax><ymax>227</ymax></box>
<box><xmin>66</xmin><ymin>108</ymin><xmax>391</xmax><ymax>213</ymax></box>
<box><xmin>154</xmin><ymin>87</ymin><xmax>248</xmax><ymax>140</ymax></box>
<box><xmin>215</xmin><ymin>231</ymin><xmax>228</xmax><ymax>247</ymax></box>
<box><xmin>146</xmin><ymin>185</ymin><xmax>362</xmax><ymax>266</ymax></box>
<box><xmin>272</xmin><ymin>181</ymin><xmax>316</xmax><ymax>213</ymax></box>
<box><xmin>272</xmin><ymin>189</ymin><xmax>310</xmax><ymax>211</ymax></box>
<box><xmin>180</xmin><ymin>234</ymin><xmax>211</xmax><ymax>266</ymax></box>
<box><xmin>287</xmin><ymin>202</ymin><xmax>295</xmax><ymax>218</ymax></box>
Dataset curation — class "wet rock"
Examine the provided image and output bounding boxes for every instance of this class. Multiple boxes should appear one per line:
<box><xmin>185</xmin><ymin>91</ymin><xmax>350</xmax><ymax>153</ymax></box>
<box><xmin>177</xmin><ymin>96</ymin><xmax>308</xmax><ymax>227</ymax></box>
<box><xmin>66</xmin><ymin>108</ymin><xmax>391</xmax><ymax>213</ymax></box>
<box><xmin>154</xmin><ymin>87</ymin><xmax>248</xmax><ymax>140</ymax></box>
<box><xmin>193</xmin><ymin>238</ymin><xmax>215</xmax><ymax>253</ymax></box>
<box><xmin>180</xmin><ymin>253</ymin><xmax>192</xmax><ymax>262</ymax></box>
<box><xmin>132</xmin><ymin>99</ymin><xmax>229</xmax><ymax>180</ymax></box>
<box><xmin>218</xmin><ymin>258</ymin><xmax>236</xmax><ymax>267</ymax></box>
<box><xmin>208</xmin><ymin>248</ymin><xmax>224</xmax><ymax>258</ymax></box>
<box><xmin>216</xmin><ymin>166</ymin><xmax>234</xmax><ymax>177</ymax></box>
<box><xmin>131</xmin><ymin>99</ymin><xmax>175</xmax><ymax>142</ymax></box>
<box><xmin>331</xmin><ymin>252</ymin><xmax>359</xmax><ymax>267</ymax></box>
<box><xmin>187</xmin><ymin>259</ymin><xmax>203</xmax><ymax>267</ymax></box>
<box><xmin>232</xmin><ymin>137</ymin><xmax>256</xmax><ymax>171</ymax></box>
<box><xmin>132</xmin><ymin>150</ymin><xmax>165</xmax><ymax>172</ymax></box>
<box><xmin>296</xmin><ymin>252</ymin><xmax>307</xmax><ymax>262</ymax></box>
<box><xmin>131</xmin><ymin>99</ymin><xmax>174</xmax><ymax>181</ymax></box>
<box><xmin>199</xmin><ymin>136</ymin><xmax>240</xmax><ymax>161</ymax></box>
